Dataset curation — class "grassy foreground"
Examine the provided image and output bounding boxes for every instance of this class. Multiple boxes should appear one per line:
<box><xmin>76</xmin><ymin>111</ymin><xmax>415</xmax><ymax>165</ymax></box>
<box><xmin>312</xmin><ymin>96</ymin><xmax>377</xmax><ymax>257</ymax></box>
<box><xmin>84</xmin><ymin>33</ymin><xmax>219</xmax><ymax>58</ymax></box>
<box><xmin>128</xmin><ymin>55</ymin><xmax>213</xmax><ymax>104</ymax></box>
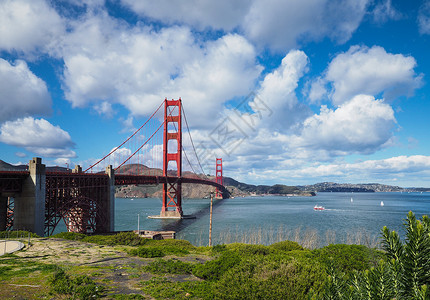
<box><xmin>0</xmin><ymin>212</ymin><xmax>428</xmax><ymax>299</ymax></box>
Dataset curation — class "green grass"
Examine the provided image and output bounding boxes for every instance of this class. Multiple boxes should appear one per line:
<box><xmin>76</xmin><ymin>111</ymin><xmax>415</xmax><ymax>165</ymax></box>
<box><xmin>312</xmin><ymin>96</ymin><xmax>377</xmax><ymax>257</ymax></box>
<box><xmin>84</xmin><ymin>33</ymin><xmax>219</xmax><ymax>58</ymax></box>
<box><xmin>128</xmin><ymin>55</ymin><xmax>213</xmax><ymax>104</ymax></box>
<box><xmin>142</xmin><ymin>258</ymin><xmax>194</xmax><ymax>275</ymax></box>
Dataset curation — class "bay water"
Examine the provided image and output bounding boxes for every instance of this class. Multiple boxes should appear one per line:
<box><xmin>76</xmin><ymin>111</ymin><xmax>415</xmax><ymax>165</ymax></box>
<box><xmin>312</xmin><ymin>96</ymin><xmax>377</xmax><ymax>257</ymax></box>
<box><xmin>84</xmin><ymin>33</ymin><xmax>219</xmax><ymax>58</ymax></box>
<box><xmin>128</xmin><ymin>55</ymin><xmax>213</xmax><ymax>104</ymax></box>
<box><xmin>115</xmin><ymin>192</ymin><xmax>430</xmax><ymax>248</ymax></box>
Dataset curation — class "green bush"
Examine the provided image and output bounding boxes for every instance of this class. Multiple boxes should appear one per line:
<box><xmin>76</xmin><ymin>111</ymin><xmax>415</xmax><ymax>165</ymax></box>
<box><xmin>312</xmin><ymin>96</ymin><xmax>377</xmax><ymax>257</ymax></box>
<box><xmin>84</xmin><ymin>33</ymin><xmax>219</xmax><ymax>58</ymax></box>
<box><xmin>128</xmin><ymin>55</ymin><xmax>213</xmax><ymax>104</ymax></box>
<box><xmin>193</xmin><ymin>251</ymin><xmax>242</xmax><ymax>281</ymax></box>
<box><xmin>311</xmin><ymin>243</ymin><xmax>380</xmax><ymax>273</ymax></box>
<box><xmin>143</xmin><ymin>258</ymin><xmax>194</xmax><ymax>275</ymax></box>
<box><xmin>128</xmin><ymin>246</ymin><xmax>164</xmax><ymax>258</ymax></box>
<box><xmin>213</xmin><ymin>255</ymin><xmax>326</xmax><ymax>299</ymax></box>
<box><xmin>226</xmin><ymin>243</ymin><xmax>273</xmax><ymax>256</ymax></box>
<box><xmin>269</xmin><ymin>240</ymin><xmax>304</xmax><ymax>252</ymax></box>
<box><xmin>144</xmin><ymin>239</ymin><xmax>195</xmax><ymax>254</ymax></box>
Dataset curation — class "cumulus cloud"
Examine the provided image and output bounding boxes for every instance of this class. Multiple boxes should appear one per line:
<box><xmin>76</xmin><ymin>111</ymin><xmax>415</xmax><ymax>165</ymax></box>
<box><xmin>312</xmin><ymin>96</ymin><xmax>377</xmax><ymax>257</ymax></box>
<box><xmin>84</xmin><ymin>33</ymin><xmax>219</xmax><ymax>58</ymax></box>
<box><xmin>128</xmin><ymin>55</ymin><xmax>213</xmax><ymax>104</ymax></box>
<box><xmin>121</xmin><ymin>0</ymin><xmax>369</xmax><ymax>51</ymax></box>
<box><xmin>290</xmin><ymin>95</ymin><xmax>396</xmax><ymax>155</ymax></box>
<box><xmin>310</xmin><ymin>45</ymin><xmax>422</xmax><ymax>105</ymax></box>
<box><xmin>0</xmin><ymin>59</ymin><xmax>52</xmax><ymax>122</ymax></box>
<box><xmin>418</xmin><ymin>1</ymin><xmax>430</xmax><ymax>34</ymax></box>
<box><xmin>228</xmin><ymin>50</ymin><xmax>311</xmax><ymax>133</ymax></box>
<box><xmin>0</xmin><ymin>0</ymin><xmax>64</xmax><ymax>54</ymax></box>
<box><xmin>0</xmin><ymin>117</ymin><xmax>75</xmax><ymax>158</ymax></box>
<box><xmin>61</xmin><ymin>12</ymin><xmax>261</xmax><ymax>126</ymax></box>
<box><xmin>120</xmin><ymin>0</ymin><xmax>250</xmax><ymax>31</ymax></box>
<box><xmin>243</xmin><ymin>0</ymin><xmax>369</xmax><ymax>50</ymax></box>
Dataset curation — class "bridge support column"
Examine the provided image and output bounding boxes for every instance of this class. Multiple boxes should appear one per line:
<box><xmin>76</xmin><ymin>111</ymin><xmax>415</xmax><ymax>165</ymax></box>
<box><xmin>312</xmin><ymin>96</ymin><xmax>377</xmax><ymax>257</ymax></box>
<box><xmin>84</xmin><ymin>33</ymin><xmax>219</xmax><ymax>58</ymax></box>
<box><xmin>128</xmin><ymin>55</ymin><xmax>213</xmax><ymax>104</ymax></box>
<box><xmin>106</xmin><ymin>165</ymin><xmax>115</xmax><ymax>232</ymax></box>
<box><xmin>14</xmin><ymin>158</ymin><xmax>46</xmax><ymax>236</ymax></box>
<box><xmin>160</xmin><ymin>98</ymin><xmax>183</xmax><ymax>219</ymax></box>
<box><xmin>0</xmin><ymin>196</ymin><xmax>7</xmax><ymax>231</ymax></box>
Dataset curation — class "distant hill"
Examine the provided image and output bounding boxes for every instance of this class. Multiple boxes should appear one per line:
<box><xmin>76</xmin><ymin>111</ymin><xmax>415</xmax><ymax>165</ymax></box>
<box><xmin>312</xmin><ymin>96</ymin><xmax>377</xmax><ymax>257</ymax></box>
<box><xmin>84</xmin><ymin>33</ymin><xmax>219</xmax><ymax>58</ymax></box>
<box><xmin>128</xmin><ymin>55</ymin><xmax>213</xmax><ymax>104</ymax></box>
<box><xmin>298</xmin><ymin>182</ymin><xmax>430</xmax><ymax>193</ymax></box>
<box><xmin>0</xmin><ymin>160</ymin><xmax>27</xmax><ymax>171</ymax></box>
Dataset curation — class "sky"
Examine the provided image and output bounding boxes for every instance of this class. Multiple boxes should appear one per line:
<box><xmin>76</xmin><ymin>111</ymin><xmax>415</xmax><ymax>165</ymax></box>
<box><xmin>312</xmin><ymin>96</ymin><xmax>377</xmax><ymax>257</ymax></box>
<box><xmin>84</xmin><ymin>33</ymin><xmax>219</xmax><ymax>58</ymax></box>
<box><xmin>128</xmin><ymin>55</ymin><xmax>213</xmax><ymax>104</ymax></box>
<box><xmin>1</xmin><ymin>0</ymin><xmax>430</xmax><ymax>187</ymax></box>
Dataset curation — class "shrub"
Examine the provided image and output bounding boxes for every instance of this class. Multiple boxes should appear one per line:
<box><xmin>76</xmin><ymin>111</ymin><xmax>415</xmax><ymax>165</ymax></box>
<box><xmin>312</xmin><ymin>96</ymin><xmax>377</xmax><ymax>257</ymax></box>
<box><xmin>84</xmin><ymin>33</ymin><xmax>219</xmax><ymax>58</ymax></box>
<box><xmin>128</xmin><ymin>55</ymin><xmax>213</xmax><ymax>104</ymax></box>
<box><xmin>213</xmin><ymin>255</ymin><xmax>326</xmax><ymax>299</ymax></box>
<box><xmin>226</xmin><ymin>243</ymin><xmax>273</xmax><ymax>256</ymax></box>
<box><xmin>128</xmin><ymin>246</ymin><xmax>164</xmax><ymax>258</ymax></box>
<box><xmin>270</xmin><ymin>240</ymin><xmax>304</xmax><ymax>252</ymax></box>
<box><xmin>311</xmin><ymin>243</ymin><xmax>380</xmax><ymax>273</ymax></box>
<box><xmin>139</xmin><ymin>239</ymin><xmax>195</xmax><ymax>256</ymax></box>
<box><xmin>193</xmin><ymin>251</ymin><xmax>242</xmax><ymax>281</ymax></box>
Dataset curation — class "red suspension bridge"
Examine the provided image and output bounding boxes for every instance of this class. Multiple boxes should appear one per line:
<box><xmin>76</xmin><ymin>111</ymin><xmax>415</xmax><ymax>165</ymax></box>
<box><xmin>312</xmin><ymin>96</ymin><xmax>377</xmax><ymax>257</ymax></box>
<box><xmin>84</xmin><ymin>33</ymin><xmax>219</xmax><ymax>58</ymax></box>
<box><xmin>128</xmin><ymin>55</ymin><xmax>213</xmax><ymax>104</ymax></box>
<box><xmin>0</xmin><ymin>99</ymin><xmax>228</xmax><ymax>236</ymax></box>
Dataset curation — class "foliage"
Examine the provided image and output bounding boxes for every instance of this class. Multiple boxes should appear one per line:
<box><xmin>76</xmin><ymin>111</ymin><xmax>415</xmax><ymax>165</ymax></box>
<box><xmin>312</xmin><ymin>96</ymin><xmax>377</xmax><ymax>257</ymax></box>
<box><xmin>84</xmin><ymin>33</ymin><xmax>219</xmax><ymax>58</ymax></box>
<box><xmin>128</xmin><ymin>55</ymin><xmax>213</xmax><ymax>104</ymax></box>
<box><xmin>192</xmin><ymin>250</ymin><xmax>242</xmax><ymax>281</ymax></box>
<box><xmin>144</xmin><ymin>239</ymin><xmax>195</xmax><ymax>255</ymax></box>
<box><xmin>142</xmin><ymin>258</ymin><xmax>194</xmax><ymax>275</ymax></box>
<box><xmin>270</xmin><ymin>240</ymin><xmax>304</xmax><ymax>252</ymax></box>
<box><xmin>49</xmin><ymin>267</ymin><xmax>104</xmax><ymax>299</ymax></box>
<box><xmin>128</xmin><ymin>246</ymin><xmax>164</xmax><ymax>258</ymax></box>
<box><xmin>312</xmin><ymin>244</ymin><xmax>381</xmax><ymax>273</ymax></box>
<box><xmin>212</xmin><ymin>254</ymin><xmax>326</xmax><ymax>299</ymax></box>
<box><xmin>323</xmin><ymin>211</ymin><xmax>430</xmax><ymax>300</ymax></box>
<box><xmin>226</xmin><ymin>243</ymin><xmax>274</xmax><ymax>255</ymax></box>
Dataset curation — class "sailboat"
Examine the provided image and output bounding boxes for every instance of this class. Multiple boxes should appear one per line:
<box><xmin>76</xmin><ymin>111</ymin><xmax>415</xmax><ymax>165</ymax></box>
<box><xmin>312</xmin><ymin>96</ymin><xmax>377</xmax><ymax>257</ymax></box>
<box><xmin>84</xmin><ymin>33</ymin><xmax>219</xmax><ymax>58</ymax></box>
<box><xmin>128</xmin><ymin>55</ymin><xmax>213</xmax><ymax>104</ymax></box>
<box><xmin>380</xmin><ymin>201</ymin><xmax>384</xmax><ymax>206</ymax></box>
<box><xmin>350</xmin><ymin>197</ymin><xmax>353</xmax><ymax>203</ymax></box>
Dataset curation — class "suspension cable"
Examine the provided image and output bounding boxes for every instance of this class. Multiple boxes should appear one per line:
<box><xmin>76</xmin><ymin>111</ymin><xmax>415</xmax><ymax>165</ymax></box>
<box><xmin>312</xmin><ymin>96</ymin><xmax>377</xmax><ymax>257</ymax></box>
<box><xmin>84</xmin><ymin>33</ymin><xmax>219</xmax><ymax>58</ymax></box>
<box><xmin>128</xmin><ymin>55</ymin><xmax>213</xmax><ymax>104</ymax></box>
<box><xmin>182</xmin><ymin>104</ymin><xmax>208</xmax><ymax>179</ymax></box>
<box><xmin>84</xmin><ymin>100</ymin><xmax>164</xmax><ymax>172</ymax></box>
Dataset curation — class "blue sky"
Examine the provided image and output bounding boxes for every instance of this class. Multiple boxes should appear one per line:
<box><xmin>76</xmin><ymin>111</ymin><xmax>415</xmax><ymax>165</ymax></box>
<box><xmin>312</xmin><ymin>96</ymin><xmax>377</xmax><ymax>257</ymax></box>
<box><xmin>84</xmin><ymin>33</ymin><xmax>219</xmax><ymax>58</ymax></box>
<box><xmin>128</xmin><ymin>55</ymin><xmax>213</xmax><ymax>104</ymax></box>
<box><xmin>1</xmin><ymin>0</ymin><xmax>430</xmax><ymax>187</ymax></box>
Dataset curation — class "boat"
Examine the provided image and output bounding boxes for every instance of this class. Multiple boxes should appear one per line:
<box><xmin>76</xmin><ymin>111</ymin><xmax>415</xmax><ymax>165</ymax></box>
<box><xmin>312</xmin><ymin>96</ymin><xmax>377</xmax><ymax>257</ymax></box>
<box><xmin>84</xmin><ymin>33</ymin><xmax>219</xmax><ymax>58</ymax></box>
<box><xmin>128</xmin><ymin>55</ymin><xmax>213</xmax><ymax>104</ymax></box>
<box><xmin>314</xmin><ymin>205</ymin><xmax>325</xmax><ymax>210</ymax></box>
<box><xmin>350</xmin><ymin>197</ymin><xmax>353</xmax><ymax>203</ymax></box>
<box><xmin>380</xmin><ymin>201</ymin><xmax>384</xmax><ymax>206</ymax></box>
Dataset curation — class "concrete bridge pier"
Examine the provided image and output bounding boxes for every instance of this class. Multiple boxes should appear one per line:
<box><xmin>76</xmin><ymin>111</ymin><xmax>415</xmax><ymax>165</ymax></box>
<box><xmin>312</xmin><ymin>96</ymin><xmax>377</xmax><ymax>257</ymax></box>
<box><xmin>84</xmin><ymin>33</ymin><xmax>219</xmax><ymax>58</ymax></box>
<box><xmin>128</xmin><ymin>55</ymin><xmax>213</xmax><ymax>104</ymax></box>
<box><xmin>13</xmin><ymin>158</ymin><xmax>46</xmax><ymax>236</ymax></box>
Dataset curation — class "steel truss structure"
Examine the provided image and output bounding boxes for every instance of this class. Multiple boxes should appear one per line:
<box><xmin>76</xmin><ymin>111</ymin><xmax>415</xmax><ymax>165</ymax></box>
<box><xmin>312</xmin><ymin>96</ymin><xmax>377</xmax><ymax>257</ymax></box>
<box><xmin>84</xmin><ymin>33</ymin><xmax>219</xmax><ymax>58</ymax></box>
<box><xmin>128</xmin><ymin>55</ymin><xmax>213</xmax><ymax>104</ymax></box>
<box><xmin>45</xmin><ymin>172</ymin><xmax>110</xmax><ymax>236</ymax></box>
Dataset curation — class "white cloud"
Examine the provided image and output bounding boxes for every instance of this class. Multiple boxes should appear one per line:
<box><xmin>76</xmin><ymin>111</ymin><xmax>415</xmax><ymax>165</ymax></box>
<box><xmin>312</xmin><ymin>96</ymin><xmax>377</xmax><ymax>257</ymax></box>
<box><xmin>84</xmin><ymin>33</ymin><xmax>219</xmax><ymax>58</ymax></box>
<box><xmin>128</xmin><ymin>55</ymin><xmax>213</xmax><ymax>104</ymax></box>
<box><xmin>371</xmin><ymin>0</ymin><xmax>403</xmax><ymax>23</ymax></box>
<box><xmin>311</xmin><ymin>45</ymin><xmax>422</xmax><ymax>105</ymax></box>
<box><xmin>0</xmin><ymin>117</ymin><xmax>75</xmax><ymax>158</ymax></box>
<box><xmin>0</xmin><ymin>59</ymin><xmax>52</xmax><ymax>122</ymax></box>
<box><xmin>0</xmin><ymin>0</ymin><xmax>64</xmax><ymax>54</ymax></box>
<box><xmin>120</xmin><ymin>0</ymin><xmax>250</xmax><ymax>31</ymax></box>
<box><xmin>290</xmin><ymin>95</ymin><xmax>396</xmax><ymax>155</ymax></box>
<box><xmin>418</xmin><ymin>1</ymin><xmax>430</xmax><ymax>35</ymax></box>
<box><xmin>243</xmin><ymin>0</ymin><xmax>369</xmax><ymax>50</ymax></box>
<box><xmin>61</xmin><ymin>12</ymin><xmax>261</xmax><ymax>126</ymax></box>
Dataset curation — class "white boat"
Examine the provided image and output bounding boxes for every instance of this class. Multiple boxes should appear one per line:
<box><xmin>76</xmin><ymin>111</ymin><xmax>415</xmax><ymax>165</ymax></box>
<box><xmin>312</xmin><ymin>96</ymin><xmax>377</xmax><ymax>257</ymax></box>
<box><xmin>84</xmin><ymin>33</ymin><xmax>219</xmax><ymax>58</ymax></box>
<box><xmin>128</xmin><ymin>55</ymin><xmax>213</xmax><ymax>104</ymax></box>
<box><xmin>350</xmin><ymin>197</ymin><xmax>353</xmax><ymax>203</ymax></box>
<box><xmin>380</xmin><ymin>201</ymin><xmax>384</xmax><ymax>206</ymax></box>
<box><xmin>314</xmin><ymin>205</ymin><xmax>325</xmax><ymax>210</ymax></box>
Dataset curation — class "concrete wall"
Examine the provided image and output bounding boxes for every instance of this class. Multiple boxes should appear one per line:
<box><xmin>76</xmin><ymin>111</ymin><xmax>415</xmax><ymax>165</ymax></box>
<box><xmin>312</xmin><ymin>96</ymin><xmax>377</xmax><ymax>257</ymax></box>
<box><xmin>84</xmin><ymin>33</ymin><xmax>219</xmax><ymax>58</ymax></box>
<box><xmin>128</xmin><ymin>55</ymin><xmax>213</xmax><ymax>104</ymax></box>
<box><xmin>106</xmin><ymin>165</ymin><xmax>115</xmax><ymax>232</ymax></box>
<box><xmin>13</xmin><ymin>158</ymin><xmax>46</xmax><ymax>236</ymax></box>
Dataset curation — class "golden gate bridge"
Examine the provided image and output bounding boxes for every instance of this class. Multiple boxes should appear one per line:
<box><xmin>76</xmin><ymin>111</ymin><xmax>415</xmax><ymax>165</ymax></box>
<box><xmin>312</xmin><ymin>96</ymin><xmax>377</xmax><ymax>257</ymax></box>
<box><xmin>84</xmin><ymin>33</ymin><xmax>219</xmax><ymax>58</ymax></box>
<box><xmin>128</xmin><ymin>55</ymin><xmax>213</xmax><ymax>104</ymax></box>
<box><xmin>0</xmin><ymin>99</ymin><xmax>228</xmax><ymax>236</ymax></box>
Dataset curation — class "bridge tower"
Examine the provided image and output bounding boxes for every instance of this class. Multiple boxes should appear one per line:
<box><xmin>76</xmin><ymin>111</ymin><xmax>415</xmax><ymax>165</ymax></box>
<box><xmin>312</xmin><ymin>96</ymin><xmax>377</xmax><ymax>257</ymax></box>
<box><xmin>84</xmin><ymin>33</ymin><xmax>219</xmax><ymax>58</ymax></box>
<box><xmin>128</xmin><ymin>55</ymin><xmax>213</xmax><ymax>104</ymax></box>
<box><xmin>160</xmin><ymin>98</ymin><xmax>183</xmax><ymax>218</ymax></box>
<box><xmin>215</xmin><ymin>158</ymin><xmax>223</xmax><ymax>199</ymax></box>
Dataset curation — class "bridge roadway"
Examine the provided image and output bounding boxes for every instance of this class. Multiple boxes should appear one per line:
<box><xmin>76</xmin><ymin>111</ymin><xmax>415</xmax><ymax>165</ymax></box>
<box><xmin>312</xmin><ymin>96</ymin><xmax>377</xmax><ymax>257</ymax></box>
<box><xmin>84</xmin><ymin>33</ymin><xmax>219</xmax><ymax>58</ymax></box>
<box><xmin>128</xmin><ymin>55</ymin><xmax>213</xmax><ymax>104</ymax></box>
<box><xmin>0</xmin><ymin>171</ymin><xmax>227</xmax><ymax>194</ymax></box>
<box><xmin>0</xmin><ymin>168</ymin><xmax>228</xmax><ymax>236</ymax></box>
